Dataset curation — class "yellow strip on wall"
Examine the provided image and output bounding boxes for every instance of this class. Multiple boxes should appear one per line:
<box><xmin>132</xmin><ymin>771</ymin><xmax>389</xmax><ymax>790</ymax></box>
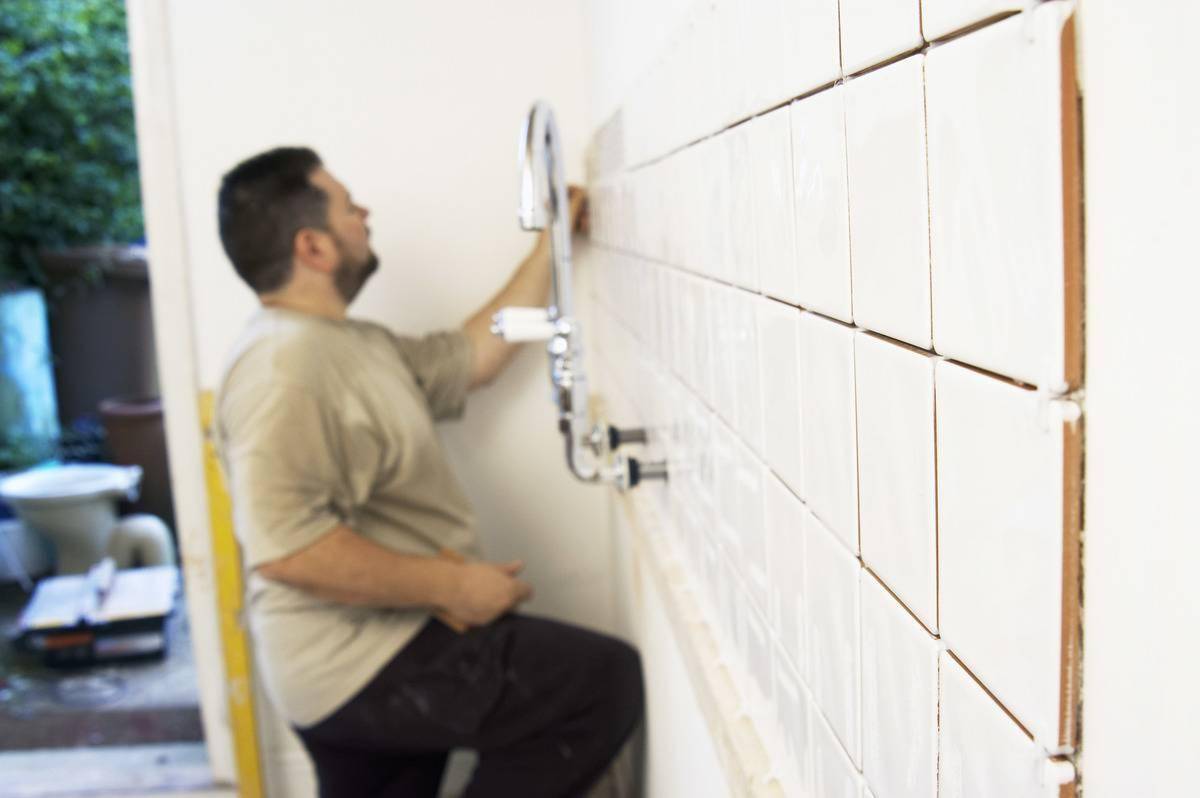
<box><xmin>199</xmin><ymin>391</ymin><xmax>265</xmax><ymax>798</ymax></box>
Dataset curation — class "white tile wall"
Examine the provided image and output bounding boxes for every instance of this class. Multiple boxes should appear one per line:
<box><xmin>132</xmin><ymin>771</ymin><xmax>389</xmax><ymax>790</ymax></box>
<box><xmin>806</xmin><ymin>512</ymin><xmax>862</xmax><ymax>767</ymax></box>
<box><xmin>727</xmin><ymin>125</ymin><xmax>760</xmax><ymax>290</ymax></box>
<box><xmin>854</xmin><ymin>332</ymin><xmax>937</xmax><ymax>632</ymax></box>
<box><xmin>813</xmin><ymin>699</ymin><xmax>865</xmax><ymax>798</ymax></box>
<box><xmin>861</xmin><ymin>574</ymin><xmax>939</xmax><ymax>798</ymax></box>
<box><xmin>730</xmin><ymin>289</ymin><xmax>765</xmax><ymax>455</ymax></box>
<box><xmin>926</xmin><ymin>4</ymin><xmax>1077</xmax><ymax>390</ymax></box>
<box><xmin>773</xmin><ymin>651</ymin><xmax>814</xmax><ymax>795</ymax></box>
<box><xmin>839</xmin><ymin>0</ymin><xmax>923</xmax><ymax>74</ymax></box>
<box><xmin>798</xmin><ymin>312</ymin><xmax>859</xmax><ymax>551</ymax></box>
<box><xmin>750</xmin><ymin>107</ymin><xmax>800</xmax><ymax>305</ymax></box>
<box><xmin>940</xmin><ymin>652</ymin><xmax>1062</xmax><ymax>798</ymax></box>
<box><xmin>757</xmin><ymin>298</ymin><xmax>803</xmax><ymax>494</ymax></box>
<box><xmin>844</xmin><ymin>55</ymin><xmax>932</xmax><ymax>349</ymax></box>
<box><xmin>921</xmin><ymin>0</ymin><xmax>1022</xmax><ymax>42</ymax></box>
<box><xmin>791</xmin><ymin>88</ymin><xmax>853</xmax><ymax>322</ymax></box>
<box><xmin>587</xmin><ymin>1</ymin><xmax>1081</xmax><ymax>794</ymax></box>
<box><xmin>936</xmin><ymin>360</ymin><xmax>1078</xmax><ymax>748</ymax></box>
<box><xmin>743</xmin><ymin>0</ymin><xmax>841</xmax><ymax>113</ymax></box>
<box><xmin>765</xmin><ymin>472</ymin><xmax>807</xmax><ymax>675</ymax></box>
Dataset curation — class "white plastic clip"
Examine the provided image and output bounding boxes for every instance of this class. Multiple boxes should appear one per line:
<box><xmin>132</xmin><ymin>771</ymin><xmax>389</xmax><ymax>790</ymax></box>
<box><xmin>1031</xmin><ymin>367</ymin><xmax>1077</xmax><ymax>431</ymax></box>
<box><xmin>1043</xmin><ymin>756</ymin><xmax>1077</xmax><ymax>786</ymax></box>
<box><xmin>1021</xmin><ymin>0</ymin><xmax>1042</xmax><ymax>42</ymax></box>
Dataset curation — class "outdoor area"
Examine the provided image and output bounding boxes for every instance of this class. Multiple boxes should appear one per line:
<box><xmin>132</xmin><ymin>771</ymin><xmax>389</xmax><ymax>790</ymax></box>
<box><xmin>0</xmin><ymin>1</ymin><xmax>211</xmax><ymax>794</ymax></box>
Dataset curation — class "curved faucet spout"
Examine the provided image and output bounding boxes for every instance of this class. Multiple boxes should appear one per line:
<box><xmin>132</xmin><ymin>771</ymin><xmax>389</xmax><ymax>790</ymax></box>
<box><xmin>518</xmin><ymin>101</ymin><xmax>574</xmax><ymax>320</ymax></box>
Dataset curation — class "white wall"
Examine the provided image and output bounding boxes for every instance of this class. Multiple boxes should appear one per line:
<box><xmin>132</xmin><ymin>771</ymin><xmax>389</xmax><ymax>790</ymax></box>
<box><xmin>1078</xmin><ymin>2</ymin><xmax>1200</xmax><ymax>795</ymax></box>
<box><xmin>152</xmin><ymin>1</ymin><xmax>611</xmax><ymax>793</ymax></box>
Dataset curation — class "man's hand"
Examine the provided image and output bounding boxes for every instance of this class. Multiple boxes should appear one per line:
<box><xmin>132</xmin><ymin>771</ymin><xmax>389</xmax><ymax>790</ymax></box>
<box><xmin>567</xmin><ymin>185</ymin><xmax>589</xmax><ymax>236</ymax></box>
<box><xmin>440</xmin><ymin>558</ymin><xmax>534</xmax><ymax>628</ymax></box>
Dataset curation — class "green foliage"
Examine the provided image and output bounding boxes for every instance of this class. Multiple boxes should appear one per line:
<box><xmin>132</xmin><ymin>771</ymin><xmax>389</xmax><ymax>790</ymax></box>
<box><xmin>0</xmin><ymin>0</ymin><xmax>143</xmax><ymax>288</ymax></box>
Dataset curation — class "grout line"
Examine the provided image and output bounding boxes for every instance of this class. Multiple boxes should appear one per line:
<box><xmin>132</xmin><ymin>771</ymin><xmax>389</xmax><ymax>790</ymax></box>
<box><xmin>937</xmin><ymin>356</ymin><xmax>1039</xmax><ymax>392</ymax></box>
<box><xmin>922</xmin><ymin>51</ymin><xmax>937</xmax><ymax>360</ymax></box>
<box><xmin>863</xmin><ymin>564</ymin><xmax>939</xmax><ymax>641</ymax></box>
<box><xmin>843</xmin><ymin>45</ymin><xmax>926</xmax><ymax>80</ymax></box>
<box><xmin>946</xmin><ymin>649</ymin><xmax>1039</xmax><ymax>744</ymax></box>
<box><xmin>859</xmin><ymin>327</ymin><xmax>935</xmax><ymax>358</ymax></box>
<box><xmin>932</xmin><ymin>361</ymin><xmax>942</xmax><ymax>634</ymax></box>
<box><xmin>839</xmin><ymin>62</ymin><xmax>856</xmax><ymax>324</ymax></box>
<box><xmin>925</xmin><ymin>9</ymin><xmax>1025</xmax><ymax>45</ymax></box>
<box><xmin>850</xmin><ymin>320</ymin><xmax>863</xmax><ymax>557</ymax></box>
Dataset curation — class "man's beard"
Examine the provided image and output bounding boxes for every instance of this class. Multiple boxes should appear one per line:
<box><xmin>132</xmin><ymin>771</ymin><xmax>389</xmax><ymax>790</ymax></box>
<box><xmin>333</xmin><ymin>240</ymin><xmax>379</xmax><ymax>304</ymax></box>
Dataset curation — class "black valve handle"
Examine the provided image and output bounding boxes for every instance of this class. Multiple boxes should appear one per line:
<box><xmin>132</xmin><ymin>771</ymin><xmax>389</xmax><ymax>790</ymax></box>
<box><xmin>608</xmin><ymin>425</ymin><xmax>648</xmax><ymax>451</ymax></box>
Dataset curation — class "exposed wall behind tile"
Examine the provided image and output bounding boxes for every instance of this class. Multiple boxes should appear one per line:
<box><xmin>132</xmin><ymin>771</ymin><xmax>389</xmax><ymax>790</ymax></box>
<box><xmin>583</xmin><ymin>1</ymin><xmax>1083</xmax><ymax>795</ymax></box>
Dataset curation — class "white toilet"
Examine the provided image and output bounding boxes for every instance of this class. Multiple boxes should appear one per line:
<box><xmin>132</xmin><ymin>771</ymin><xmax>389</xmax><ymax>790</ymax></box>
<box><xmin>0</xmin><ymin>464</ymin><xmax>143</xmax><ymax>575</ymax></box>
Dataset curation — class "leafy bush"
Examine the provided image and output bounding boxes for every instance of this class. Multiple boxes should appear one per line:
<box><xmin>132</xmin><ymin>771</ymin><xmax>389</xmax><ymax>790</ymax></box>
<box><xmin>0</xmin><ymin>0</ymin><xmax>143</xmax><ymax>288</ymax></box>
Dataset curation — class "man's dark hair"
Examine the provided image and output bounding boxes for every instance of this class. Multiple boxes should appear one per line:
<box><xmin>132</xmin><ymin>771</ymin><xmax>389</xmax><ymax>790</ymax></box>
<box><xmin>217</xmin><ymin>147</ymin><xmax>329</xmax><ymax>294</ymax></box>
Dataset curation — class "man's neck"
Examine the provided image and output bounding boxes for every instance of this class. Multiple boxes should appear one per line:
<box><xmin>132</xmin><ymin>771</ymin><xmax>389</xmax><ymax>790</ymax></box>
<box><xmin>259</xmin><ymin>292</ymin><xmax>348</xmax><ymax>321</ymax></box>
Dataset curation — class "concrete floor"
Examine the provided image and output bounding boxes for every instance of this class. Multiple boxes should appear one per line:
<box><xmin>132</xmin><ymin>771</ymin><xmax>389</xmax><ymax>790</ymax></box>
<box><xmin>0</xmin><ymin>742</ymin><xmax>216</xmax><ymax>797</ymax></box>
<box><xmin>0</xmin><ymin>578</ymin><xmax>212</xmax><ymax>796</ymax></box>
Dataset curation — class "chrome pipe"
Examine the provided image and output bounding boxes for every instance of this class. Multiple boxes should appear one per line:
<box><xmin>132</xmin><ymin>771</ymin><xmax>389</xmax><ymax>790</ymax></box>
<box><xmin>515</xmin><ymin>101</ymin><xmax>602</xmax><ymax>483</ymax></box>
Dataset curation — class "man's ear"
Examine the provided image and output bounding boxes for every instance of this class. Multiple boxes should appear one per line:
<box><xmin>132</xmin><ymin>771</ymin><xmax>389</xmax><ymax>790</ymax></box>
<box><xmin>293</xmin><ymin>227</ymin><xmax>337</xmax><ymax>273</ymax></box>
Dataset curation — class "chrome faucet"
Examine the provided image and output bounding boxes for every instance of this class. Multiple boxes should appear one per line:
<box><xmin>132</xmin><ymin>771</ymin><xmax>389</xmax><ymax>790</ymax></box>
<box><xmin>491</xmin><ymin>101</ymin><xmax>667</xmax><ymax>491</ymax></box>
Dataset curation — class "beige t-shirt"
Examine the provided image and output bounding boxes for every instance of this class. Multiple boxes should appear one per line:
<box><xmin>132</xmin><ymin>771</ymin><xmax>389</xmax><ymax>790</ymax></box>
<box><xmin>214</xmin><ymin>307</ymin><xmax>479</xmax><ymax>727</ymax></box>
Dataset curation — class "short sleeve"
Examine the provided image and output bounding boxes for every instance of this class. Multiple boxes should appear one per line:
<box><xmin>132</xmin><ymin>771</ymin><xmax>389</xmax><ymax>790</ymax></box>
<box><xmin>390</xmin><ymin>329</ymin><xmax>474</xmax><ymax>421</ymax></box>
<box><xmin>217</xmin><ymin>382</ymin><xmax>368</xmax><ymax>570</ymax></box>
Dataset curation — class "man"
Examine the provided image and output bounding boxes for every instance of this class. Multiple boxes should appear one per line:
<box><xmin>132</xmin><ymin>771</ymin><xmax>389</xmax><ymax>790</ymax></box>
<box><xmin>214</xmin><ymin>147</ymin><xmax>643</xmax><ymax>798</ymax></box>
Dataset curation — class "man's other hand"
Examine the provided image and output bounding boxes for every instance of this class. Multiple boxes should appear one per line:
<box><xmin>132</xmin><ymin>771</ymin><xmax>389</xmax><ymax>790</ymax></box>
<box><xmin>442</xmin><ymin>559</ymin><xmax>534</xmax><ymax>627</ymax></box>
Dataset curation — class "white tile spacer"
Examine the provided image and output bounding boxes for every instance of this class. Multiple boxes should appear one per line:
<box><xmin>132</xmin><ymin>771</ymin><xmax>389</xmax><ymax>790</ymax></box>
<box><xmin>1031</xmin><ymin>378</ymin><xmax>1079</xmax><ymax>431</ymax></box>
<box><xmin>1043</xmin><ymin>756</ymin><xmax>1077</xmax><ymax>786</ymax></box>
<box><xmin>1021</xmin><ymin>0</ymin><xmax>1042</xmax><ymax>42</ymax></box>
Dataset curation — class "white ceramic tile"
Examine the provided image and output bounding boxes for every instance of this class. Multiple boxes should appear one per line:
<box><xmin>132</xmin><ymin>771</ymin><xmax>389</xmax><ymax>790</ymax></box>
<box><xmin>773</xmin><ymin>653</ymin><xmax>813</xmax><ymax>797</ymax></box>
<box><xmin>806</xmin><ymin>514</ymin><xmax>861</xmax><ymax>767</ymax></box>
<box><xmin>861</xmin><ymin>574</ymin><xmax>938</xmax><ymax>798</ymax></box>
<box><xmin>791</xmin><ymin>0</ymin><xmax>844</xmax><ymax>96</ymax></box>
<box><xmin>854</xmin><ymin>332</ymin><xmax>937</xmax><ymax>632</ymax></box>
<box><xmin>921</xmin><ymin>0</ymin><xmax>1022</xmax><ymax>41</ymax></box>
<box><xmin>743</xmin><ymin>0</ymin><xmax>841</xmax><ymax>113</ymax></box>
<box><xmin>713</xmin><ymin>418</ymin><xmax>742</xmax><ymax>555</ymax></box>
<box><xmin>672</xmin><ymin>268</ymin><xmax>690</xmax><ymax>382</ymax></box>
<box><xmin>936</xmin><ymin>360</ymin><xmax>1076</xmax><ymax>748</ymax></box>
<box><xmin>758</xmin><ymin>298</ymin><xmax>803</xmax><ymax>494</ymax></box>
<box><xmin>750</xmin><ymin>108</ymin><xmax>800</xmax><ymax>304</ymax></box>
<box><xmin>731</xmin><ymin>290</ymin><xmax>765</xmax><ymax>456</ymax></box>
<box><xmin>844</xmin><ymin>55</ymin><xmax>932</xmax><ymax>349</ymax></box>
<box><xmin>939</xmin><ymin>652</ymin><xmax>1063</xmax><ymax>798</ymax></box>
<box><xmin>765</xmin><ymin>472</ymin><xmax>806</xmax><ymax>675</ymax></box>
<box><xmin>791</xmin><ymin>88</ymin><xmax>853</xmax><ymax>321</ymax></box>
<box><xmin>798</xmin><ymin>312</ymin><xmax>859</xmax><ymax>551</ymax></box>
<box><xmin>703</xmin><ymin>137</ymin><xmax>736</xmax><ymax>285</ymax></box>
<box><xmin>727</xmin><ymin>126</ymin><xmax>759</xmax><ymax>291</ymax></box>
<box><xmin>926</xmin><ymin>4</ymin><xmax>1077</xmax><ymax>389</ymax></box>
<box><xmin>689</xmin><ymin>275</ymin><xmax>714</xmax><ymax>401</ymax></box>
<box><xmin>713</xmin><ymin>0</ymin><xmax>750</xmax><ymax>125</ymax></box>
<box><xmin>710</xmin><ymin>282</ymin><xmax>738</xmax><ymax>425</ymax></box>
<box><xmin>812</xmin><ymin>693</ymin><xmax>863</xmax><ymax>798</ymax></box>
<box><xmin>734</xmin><ymin>441</ymin><xmax>769</xmax><ymax>615</ymax></box>
<box><xmin>743</xmin><ymin>600</ymin><xmax>774</xmax><ymax>709</ymax></box>
<box><xmin>839</xmin><ymin>0</ymin><xmax>923</xmax><ymax>74</ymax></box>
